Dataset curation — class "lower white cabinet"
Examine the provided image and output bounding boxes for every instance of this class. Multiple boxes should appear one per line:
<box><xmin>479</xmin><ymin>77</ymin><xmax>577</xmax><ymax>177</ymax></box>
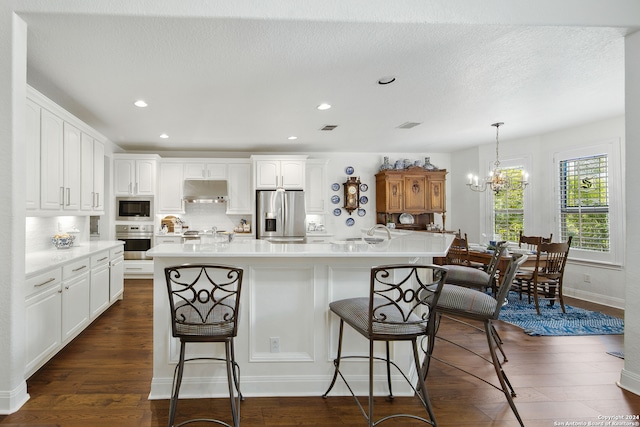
<box><xmin>90</xmin><ymin>251</ymin><xmax>111</xmax><ymax>319</ymax></box>
<box><xmin>109</xmin><ymin>249</ymin><xmax>125</xmax><ymax>302</ymax></box>
<box><xmin>24</xmin><ymin>243</ymin><xmax>125</xmax><ymax>378</ymax></box>
<box><xmin>25</xmin><ymin>271</ymin><xmax>62</xmax><ymax>377</ymax></box>
<box><xmin>61</xmin><ymin>258</ymin><xmax>91</xmax><ymax>343</ymax></box>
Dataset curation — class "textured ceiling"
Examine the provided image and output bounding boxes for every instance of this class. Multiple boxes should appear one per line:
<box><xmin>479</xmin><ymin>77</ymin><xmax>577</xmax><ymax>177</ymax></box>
<box><xmin>23</xmin><ymin>13</ymin><xmax>628</xmax><ymax>154</ymax></box>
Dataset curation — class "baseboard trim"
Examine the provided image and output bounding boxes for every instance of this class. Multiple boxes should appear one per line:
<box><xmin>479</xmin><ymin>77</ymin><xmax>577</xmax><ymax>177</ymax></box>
<box><xmin>0</xmin><ymin>380</ymin><xmax>29</xmax><ymax>415</ymax></box>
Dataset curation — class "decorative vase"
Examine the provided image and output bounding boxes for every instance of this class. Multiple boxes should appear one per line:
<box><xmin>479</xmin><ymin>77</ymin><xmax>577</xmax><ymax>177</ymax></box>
<box><xmin>379</xmin><ymin>156</ymin><xmax>392</xmax><ymax>171</ymax></box>
<box><xmin>424</xmin><ymin>157</ymin><xmax>438</xmax><ymax>170</ymax></box>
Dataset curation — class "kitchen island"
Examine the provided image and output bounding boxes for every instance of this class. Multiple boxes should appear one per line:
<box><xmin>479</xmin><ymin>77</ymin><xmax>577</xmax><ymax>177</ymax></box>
<box><xmin>146</xmin><ymin>231</ymin><xmax>454</xmax><ymax>400</ymax></box>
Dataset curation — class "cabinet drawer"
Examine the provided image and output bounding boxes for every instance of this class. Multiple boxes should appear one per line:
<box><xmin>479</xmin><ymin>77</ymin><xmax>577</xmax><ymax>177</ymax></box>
<box><xmin>156</xmin><ymin>236</ymin><xmax>182</xmax><ymax>244</ymax></box>
<box><xmin>26</xmin><ymin>268</ymin><xmax>62</xmax><ymax>296</ymax></box>
<box><xmin>110</xmin><ymin>245</ymin><xmax>125</xmax><ymax>259</ymax></box>
<box><xmin>62</xmin><ymin>257</ymin><xmax>90</xmax><ymax>279</ymax></box>
<box><xmin>91</xmin><ymin>251</ymin><xmax>110</xmax><ymax>268</ymax></box>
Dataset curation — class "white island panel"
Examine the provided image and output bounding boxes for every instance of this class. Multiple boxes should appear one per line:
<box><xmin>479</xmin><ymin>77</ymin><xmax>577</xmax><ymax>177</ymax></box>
<box><xmin>146</xmin><ymin>232</ymin><xmax>453</xmax><ymax>399</ymax></box>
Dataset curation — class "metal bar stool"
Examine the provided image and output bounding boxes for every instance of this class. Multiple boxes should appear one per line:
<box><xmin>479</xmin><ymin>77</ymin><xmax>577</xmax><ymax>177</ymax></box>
<box><xmin>164</xmin><ymin>264</ymin><xmax>243</xmax><ymax>427</ymax></box>
<box><xmin>322</xmin><ymin>264</ymin><xmax>448</xmax><ymax>427</ymax></box>
<box><xmin>423</xmin><ymin>254</ymin><xmax>528</xmax><ymax>426</ymax></box>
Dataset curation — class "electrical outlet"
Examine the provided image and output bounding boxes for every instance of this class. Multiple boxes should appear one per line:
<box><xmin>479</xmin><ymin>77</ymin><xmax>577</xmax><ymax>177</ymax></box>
<box><xmin>583</xmin><ymin>274</ymin><xmax>591</xmax><ymax>283</ymax></box>
<box><xmin>270</xmin><ymin>337</ymin><xmax>280</xmax><ymax>353</ymax></box>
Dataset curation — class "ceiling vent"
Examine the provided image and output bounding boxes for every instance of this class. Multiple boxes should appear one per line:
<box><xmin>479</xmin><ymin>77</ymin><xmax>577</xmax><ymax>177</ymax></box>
<box><xmin>397</xmin><ymin>122</ymin><xmax>422</xmax><ymax>129</ymax></box>
<box><xmin>320</xmin><ymin>125</ymin><xmax>338</xmax><ymax>131</ymax></box>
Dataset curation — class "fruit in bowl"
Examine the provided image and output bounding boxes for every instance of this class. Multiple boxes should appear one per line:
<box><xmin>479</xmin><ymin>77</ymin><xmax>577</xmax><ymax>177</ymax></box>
<box><xmin>52</xmin><ymin>233</ymin><xmax>75</xmax><ymax>249</ymax></box>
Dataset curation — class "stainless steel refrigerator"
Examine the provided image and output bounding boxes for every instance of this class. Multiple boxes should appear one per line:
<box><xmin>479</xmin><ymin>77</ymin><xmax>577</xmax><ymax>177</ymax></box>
<box><xmin>256</xmin><ymin>190</ymin><xmax>306</xmax><ymax>243</ymax></box>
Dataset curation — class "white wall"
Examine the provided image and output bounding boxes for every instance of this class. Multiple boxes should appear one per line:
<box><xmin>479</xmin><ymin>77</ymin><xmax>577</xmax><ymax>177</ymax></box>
<box><xmin>451</xmin><ymin>115</ymin><xmax>626</xmax><ymax>308</ymax></box>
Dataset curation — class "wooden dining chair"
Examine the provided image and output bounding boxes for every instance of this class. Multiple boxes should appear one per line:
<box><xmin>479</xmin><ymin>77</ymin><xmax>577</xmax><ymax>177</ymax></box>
<box><xmin>445</xmin><ymin>233</ymin><xmax>470</xmax><ymax>266</ymax></box>
<box><xmin>513</xmin><ymin>232</ymin><xmax>551</xmax><ymax>301</ymax></box>
<box><xmin>529</xmin><ymin>236</ymin><xmax>573</xmax><ymax>314</ymax></box>
<box><xmin>518</xmin><ymin>231</ymin><xmax>552</xmax><ymax>250</ymax></box>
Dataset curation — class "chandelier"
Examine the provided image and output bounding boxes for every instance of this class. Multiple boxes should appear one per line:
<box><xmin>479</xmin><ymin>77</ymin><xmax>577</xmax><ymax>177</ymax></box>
<box><xmin>466</xmin><ymin>122</ymin><xmax>529</xmax><ymax>195</ymax></box>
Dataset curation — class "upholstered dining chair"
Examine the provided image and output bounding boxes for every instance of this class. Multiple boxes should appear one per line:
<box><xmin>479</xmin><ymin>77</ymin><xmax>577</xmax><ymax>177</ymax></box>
<box><xmin>444</xmin><ymin>241</ymin><xmax>507</xmax><ymax>295</ymax></box>
<box><xmin>423</xmin><ymin>254</ymin><xmax>528</xmax><ymax>427</ymax></box>
<box><xmin>164</xmin><ymin>264</ymin><xmax>243</xmax><ymax>427</ymax></box>
<box><xmin>529</xmin><ymin>236</ymin><xmax>573</xmax><ymax>314</ymax></box>
<box><xmin>322</xmin><ymin>264</ymin><xmax>448</xmax><ymax>427</ymax></box>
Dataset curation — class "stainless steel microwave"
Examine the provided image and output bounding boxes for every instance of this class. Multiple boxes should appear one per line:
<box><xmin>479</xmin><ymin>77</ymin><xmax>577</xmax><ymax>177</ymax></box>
<box><xmin>116</xmin><ymin>197</ymin><xmax>154</xmax><ymax>221</ymax></box>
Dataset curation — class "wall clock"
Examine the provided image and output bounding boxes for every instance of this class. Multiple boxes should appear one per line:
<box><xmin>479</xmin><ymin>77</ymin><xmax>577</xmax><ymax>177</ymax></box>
<box><xmin>343</xmin><ymin>176</ymin><xmax>361</xmax><ymax>215</ymax></box>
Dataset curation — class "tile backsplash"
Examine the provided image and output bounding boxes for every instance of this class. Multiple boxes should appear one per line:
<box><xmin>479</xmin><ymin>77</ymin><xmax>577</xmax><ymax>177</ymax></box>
<box><xmin>26</xmin><ymin>216</ymin><xmax>88</xmax><ymax>253</ymax></box>
<box><xmin>182</xmin><ymin>203</ymin><xmax>238</xmax><ymax>233</ymax></box>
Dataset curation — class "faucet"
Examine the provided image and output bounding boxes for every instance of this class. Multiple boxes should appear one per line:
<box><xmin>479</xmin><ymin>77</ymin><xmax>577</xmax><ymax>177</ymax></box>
<box><xmin>367</xmin><ymin>224</ymin><xmax>392</xmax><ymax>240</ymax></box>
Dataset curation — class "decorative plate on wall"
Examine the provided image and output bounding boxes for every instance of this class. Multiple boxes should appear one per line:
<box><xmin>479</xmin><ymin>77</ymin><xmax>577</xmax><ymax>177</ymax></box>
<box><xmin>345</xmin><ymin>166</ymin><xmax>354</xmax><ymax>175</ymax></box>
<box><xmin>331</xmin><ymin>195</ymin><xmax>340</xmax><ymax>204</ymax></box>
<box><xmin>360</xmin><ymin>183</ymin><xmax>368</xmax><ymax>192</ymax></box>
<box><xmin>357</xmin><ymin>208</ymin><xmax>366</xmax><ymax>217</ymax></box>
<box><xmin>333</xmin><ymin>208</ymin><xmax>342</xmax><ymax>216</ymax></box>
<box><xmin>346</xmin><ymin>218</ymin><xmax>355</xmax><ymax>226</ymax></box>
<box><xmin>359</xmin><ymin>196</ymin><xmax>368</xmax><ymax>205</ymax></box>
<box><xmin>331</xmin><ymin>183</ymin><xmax>340</xmax><ymax>191</ymax></box>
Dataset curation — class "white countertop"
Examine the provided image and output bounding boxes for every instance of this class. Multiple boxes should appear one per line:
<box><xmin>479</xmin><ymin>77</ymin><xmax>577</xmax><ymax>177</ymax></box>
<box><xmin>146</xmin><ymin>231</ymin><xmax>454</xmax><ymax>259</ymax></box>
<box><xmin>26</xmin><ymin>240</ymin><xmax>125</xmax><ymax>277</ymax></box>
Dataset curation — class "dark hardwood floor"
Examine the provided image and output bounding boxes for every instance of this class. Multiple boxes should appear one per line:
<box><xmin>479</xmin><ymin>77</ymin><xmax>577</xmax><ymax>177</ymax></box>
<box><xmin>1</xmin><ymin>279</ymin><xmax>637</xmax><ymax>427</ymax></box>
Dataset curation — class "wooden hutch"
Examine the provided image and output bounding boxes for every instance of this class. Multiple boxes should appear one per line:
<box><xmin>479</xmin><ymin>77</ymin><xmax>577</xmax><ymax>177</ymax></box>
<box><xmin>375</xmin><ymin>166</ymin><xmax>447</xmax><ymax>231</ymax></box>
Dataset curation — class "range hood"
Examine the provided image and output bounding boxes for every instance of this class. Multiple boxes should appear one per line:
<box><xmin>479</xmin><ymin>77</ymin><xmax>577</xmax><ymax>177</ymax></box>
<box><xmin>183</xmin><ymin>180</ymin><xmax>228</xmax><ymax>203</ymax></box>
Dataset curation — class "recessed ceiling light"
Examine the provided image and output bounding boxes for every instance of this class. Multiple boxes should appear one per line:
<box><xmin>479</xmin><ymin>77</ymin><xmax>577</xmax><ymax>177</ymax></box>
<box><xmin>317</xmin><ymin>103</ymin><xmax>332</xmax><ymax>110</ymax></box>
<box><xmin>159</xmin><ymin>133</ymin><xmax>169</xmax><ymax>139</ymax></box>
<box><xmin>378</xmin><ymin>76</ymin><xmax>396</xmax><ymax>85</ymax></box>
<box><xmin>134</xmin><ymin>100</ymin><xmax>148</xmax><ymax>108</ymax></box>
<box><xmin>288</xmin><ymin>136</ymin><xmax>298</xmax><ymax>140</ymax></box>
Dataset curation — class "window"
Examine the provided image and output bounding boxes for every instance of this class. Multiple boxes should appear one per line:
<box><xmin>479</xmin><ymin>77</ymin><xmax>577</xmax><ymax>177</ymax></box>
<box><xmin>559</xmin><ymin>155</ymin><xmax>609</xmax><ymax>251</ymax></box>
<box><xmin>493</xmin><ymin>167</ymin><xmax>526</xmax><ymax>242</ymax></box>
<box><xmin>554</xmin><ymin>140</ymin><xmax>622</xmax><ymax>265</ymax></box>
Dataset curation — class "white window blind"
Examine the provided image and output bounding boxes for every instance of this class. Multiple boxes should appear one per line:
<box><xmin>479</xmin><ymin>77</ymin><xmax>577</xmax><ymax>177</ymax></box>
<box><xmin>558</xmin><ymin>154</ymin><xmax>609</xmax><ymax>252</ymax></box>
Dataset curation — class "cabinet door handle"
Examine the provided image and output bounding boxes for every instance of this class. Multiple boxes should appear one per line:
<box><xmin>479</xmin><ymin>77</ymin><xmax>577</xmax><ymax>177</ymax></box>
<box><xmin>96</xmin><ymin>192</ymin><xmax>100</xmax><ymax>208</ymax></box>
<box><xmin>134</xmin><ymin>182</ymin><xmax>138</xmax><ymax>194</ymax></box>
<box><xmin>97</xmin><ymin>256</ymin><xmax>108</xmax><ymax>262</ymax></box>
<box><xmin>66</xmin><ymin>188</ymin><xmax>71</xmax><ymax>206</ymax></box>
<box><xmin>72</xmin><ymin>265</ymin><xmax>87</xmax><ymax>272</ymax></box>
<box><xmin>65</xmin><ymin>286</ymin><xmax>69</xmax><ymax>290</ymax></box>
<box><xmin>59</xmin><ymin>187</ymin><xmax>64</xmax><ymax>206</ymax></box>
<box><xmin>113</xmin><ymin>250</ymin><xmax>123</xmax><ymax>255</ymax></box>
<box><xmin>35</xmin><ymin>277</ymin><xmax>57</xmax><ymax>287</ymax></box>
<box><xmin>91</xmin><ymin>191</ymin><xmax>95</xmax><ymax>208</ymax></box>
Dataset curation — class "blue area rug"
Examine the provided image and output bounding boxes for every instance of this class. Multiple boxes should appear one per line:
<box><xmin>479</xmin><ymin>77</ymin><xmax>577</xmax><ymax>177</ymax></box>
<box><xmin>498</xmin><ymin>292</ymin><xmax>624</xmax><ymax>336</ymax></box>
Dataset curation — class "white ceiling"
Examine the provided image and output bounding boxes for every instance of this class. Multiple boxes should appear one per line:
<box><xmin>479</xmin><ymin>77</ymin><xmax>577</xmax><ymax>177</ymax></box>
<box><xmin>22</xmin><ymin>11</ymin><xmax>630</xmax><ymax>154</ymax></box>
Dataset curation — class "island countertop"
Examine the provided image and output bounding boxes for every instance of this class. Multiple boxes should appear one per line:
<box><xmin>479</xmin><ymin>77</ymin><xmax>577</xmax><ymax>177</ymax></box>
<box><xmin>146</xmin><ymin>230</ymin><xmax>454</xmax><ymax>259</ymax></box>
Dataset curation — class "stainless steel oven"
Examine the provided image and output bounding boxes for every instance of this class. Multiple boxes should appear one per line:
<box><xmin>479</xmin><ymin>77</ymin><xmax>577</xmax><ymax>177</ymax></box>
<box><xmin>116</xmin><ymin>197</ymin><xmax>154</xmax><ymax>221</ymax></box>
<box><xmin>115</xmin><ymin>224</ymin><xmax>154</xmax><ymax>260</ymax></box>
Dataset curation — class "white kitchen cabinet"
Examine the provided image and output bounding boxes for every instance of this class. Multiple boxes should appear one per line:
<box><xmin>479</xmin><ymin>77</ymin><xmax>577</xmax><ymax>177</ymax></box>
<box><xmin>158</xmin><ymin>161</ymin><xmax>185</xmax><ymax>213</ymax></box>
<box><xmin>155</xmin><ymin>235</ymin><xmax>183</xmax><ymax>244</ymax></box>
<box><xmin>39</xmin><ymin>108</ymin><xmax>64</xmax><ymax>210</ymax></box>
<box><xmin>80</xmin><ymin>133</ymin><xmax>94</xmax><ymax>211</ymax></box>
<box><xmin>93</xmin><ymin>139</ymin><xmax>105</xmax><ymax>211</ymax></box>
<box><xmin>81</xmin><ymin>135</ymin><xmax>105</xmax><ymax>212</ymax></box>
<box><xmin>123</xmin><ymin>260</ymin><xmax>153</xmax><ymax>278</ymax></box>
<box><xmin>226</xmin><ymin>161</ymin><xmax>252</xmax><ymax>214</ymax></box>
<box><xmin>114</xmin><ymin>156</ymin><xmax>158</xmax><ymax>196</ymax></box>
<box><xmin>62</xmin><ymin>122</ymin><xmax>82</xmax><ymax>211</ymax></box>
<box><xmin>305</xmin><ymin>159</ymin><xmax>327</xmax><ymax>213</ymax></box>
<box><xmin>109</xmin><ymin>246</ymin><xmax>125</xmax><ymax>302</ymax></box>
<box><xmin>184</xmin><ymin>161</ymin><xmax>227</xmax><ymax>180</ymax></box>
<box><xmin>25</xmin><ymin>99</ymin><xmax>41</xmax><ymax>210</ymax></box>
<box><xmin>61</xmin><ymin>258</ymin><xmax>91</xmax><ymax>343</ymax></box>
<box><xmin>25</xmin><ymin>275</ymin><xmax>62</xmax><ymax>378</ymax></box>
<box><xmin>90</xmin><ymin>251</ymin><xmax>111</xmax><ymax>319</ymax></box>
<box><xmin>254</xmin><ymin>157</ymin><xmax>306</xmax><ymax>190</ymax></box>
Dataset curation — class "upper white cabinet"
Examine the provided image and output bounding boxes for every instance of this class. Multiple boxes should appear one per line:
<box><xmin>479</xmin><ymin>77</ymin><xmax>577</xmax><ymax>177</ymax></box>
<box><xmin>253</xmin><ymin>155</ymin><xmax>306</xmax><ymax>190</ymax></box>
<box><xmin>305</xmin><ymin>160</ymin><xmax>327</xmax><ymax>214</ymax></box>
<box><xmin>183</xmin><ymin>161</ymin><xmax>227</xmax><ymax>180</ymax></box>
<box><xmin>114</xmin><ymin>155</ymin><xmax>158</xmax><ymax>196</ymax></box>
<box><xmin>226</xmin><ymin>161</ymin><xmax>252</xmax><ymax>215</ymax></box>
<box><xmin>25</xmin><ymin>99</ymin><xmax>41</xmax><ymax>210</ymax></box>
<box><xmin>27</xmin><ymin>86</ymin><xmax>109</xmax><ymax>215</ymax></box>
<box><xmin>158</xmin><ymin>161</ymin><xmax>185</xmax><ymax>213</ymax></box>
<box><xmin>39</xmin><ymin>108</ymin><xmax>64</xmax><ymax>210</ymax></box>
